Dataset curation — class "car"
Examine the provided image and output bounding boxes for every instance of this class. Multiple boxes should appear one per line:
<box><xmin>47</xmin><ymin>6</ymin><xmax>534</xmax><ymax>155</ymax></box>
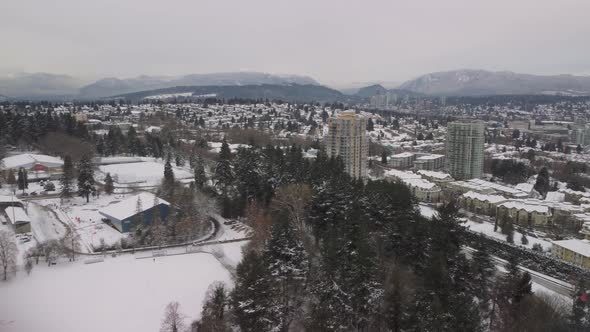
<box><xmin>30</xmin><ymin>192</ymin><xmax>38</xmax><ymax>196</ymax></box>
<box><xmin>21</xmin><ymin>193</ymin><xmax>29</xmax><ymax>197</ymax></box>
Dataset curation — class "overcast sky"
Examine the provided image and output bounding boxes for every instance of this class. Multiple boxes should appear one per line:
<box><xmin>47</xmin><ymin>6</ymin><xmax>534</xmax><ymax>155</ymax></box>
<box><xmin>1</xmin><ymin>0</ymin><xmax>590</xmax><ymax>85</ymax></box>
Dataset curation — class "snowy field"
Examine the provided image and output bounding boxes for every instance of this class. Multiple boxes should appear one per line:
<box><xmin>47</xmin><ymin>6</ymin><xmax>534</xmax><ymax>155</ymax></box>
<box><xmin>463</xmin><ymin>219</ymin><xmax>552</xmax><ymax>252</ymax></box>
<box><xmin>98</xmin><ymin>161</ymin><xmax>193</xmax><ymax>187</ymax></box>
<box><xmin>0</xmin><ymin>252</ymin><xmax>232</xmax><ymax>332</ymax></box>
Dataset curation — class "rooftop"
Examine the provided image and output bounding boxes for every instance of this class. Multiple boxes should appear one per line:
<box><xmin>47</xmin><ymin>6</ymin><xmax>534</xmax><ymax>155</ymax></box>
<box><xmin>1</xmin><ymin>154</ymin><xmax>63</xmax><ymax>169</ymax></box>
<box><xmin>462</xmin><ymin>191</ymin><xmax>507</xmax><ymax>204</ymax></box>
<box><xmin>99</xmin><ymin>192</ymin><xmax>169</xmax><ymax>221</ymax></box>
<box><xmin>553</xmin><ymin>239</ymin><xmax>590</xmax><ymax>258</ymax></box>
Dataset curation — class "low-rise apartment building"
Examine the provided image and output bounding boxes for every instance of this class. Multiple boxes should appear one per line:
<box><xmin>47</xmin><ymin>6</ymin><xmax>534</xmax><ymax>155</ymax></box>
<box><xmin>551</xmin><ymin>239</ymin><xmax>590</xmax><ymax>269</ymax></box>
<box><xmin>384</xmin><ymin>169</ymin><xmax>442</xmax><ymax>203</ymax></box>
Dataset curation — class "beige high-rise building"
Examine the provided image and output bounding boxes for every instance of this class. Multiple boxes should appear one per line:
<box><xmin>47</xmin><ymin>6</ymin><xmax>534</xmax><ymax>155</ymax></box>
<box><xmin>325</xmin><ymin>111</ymin><xmax>369</xmax><ymax>179</ymax></box>
<box><xmin>446</xmin><ymin>120</ymin><xmax>484</xmax><ymax>180</ymax></box>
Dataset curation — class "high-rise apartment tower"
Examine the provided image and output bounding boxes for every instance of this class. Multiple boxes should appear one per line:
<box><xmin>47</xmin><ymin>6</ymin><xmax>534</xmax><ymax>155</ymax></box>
<box><xmin>325</xmin><ymin>111</ymin><xmax>369</xmax><ymax>179</ymax></box>
<box><xmin>446</xmin><ymin>120</ymin><xmax>484</xmax><ymax>180</ymax></box>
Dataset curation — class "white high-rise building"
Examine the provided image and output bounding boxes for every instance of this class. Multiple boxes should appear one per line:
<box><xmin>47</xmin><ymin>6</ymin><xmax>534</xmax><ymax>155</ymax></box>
<box><xmin>325</xmin><ymin>111</ymin><xmax>369</xmax><ymax>179</ymax></box>
<box><xmin>446</xmin><ymin>120</ymin><xmax>484</xmax><ymax>180</ymax></box>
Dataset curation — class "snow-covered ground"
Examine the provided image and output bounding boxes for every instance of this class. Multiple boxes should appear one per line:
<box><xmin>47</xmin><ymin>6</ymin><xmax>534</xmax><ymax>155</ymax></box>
<box><xmin>36</xmin><ymin>196</ymin><xmax>128</xmax><ymax>251</ymax></box>
<box><xmin>98</xmin><ymin>161</ymin><xmax>193</xmax><ymax>187</ymax></box>
<box><xmin>418</xmin><ymin>204</ymin><xmax>438</xmax><ymax>219</ymax></box>
<box><xmin>463</xmin><ymin>219</ymin><xmax>552</xmax><ymax>252</ymax></box>
<box><xmin>0</xmin><ymin>252</ymin><xmax>232</xmax><ymax>332</ymax></box>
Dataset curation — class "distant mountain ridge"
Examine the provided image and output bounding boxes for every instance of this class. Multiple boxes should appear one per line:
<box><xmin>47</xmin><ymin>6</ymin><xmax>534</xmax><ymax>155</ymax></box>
<box><xmin>0</xmin><ymin>73</ymin><xmax>81</xmax><ymax>99</ymax></box>
<box><xmin>80</xmin><ymin>72</ymin><xmax>319</xmax><ymax>98</ymax></box>
<box><xmin>0</xmin><ymin>71</ymin><xmax>319</xmax><ymax>100</ymax></box>
<box><xmin>399</xmin><ymin>69</ymin><xmax>590</xmax><ymax>96</ymax></box>
<box><xmin>112</xmin><ymin>84</ymin><xmax>347</xmax><ymax>103</ymax></box>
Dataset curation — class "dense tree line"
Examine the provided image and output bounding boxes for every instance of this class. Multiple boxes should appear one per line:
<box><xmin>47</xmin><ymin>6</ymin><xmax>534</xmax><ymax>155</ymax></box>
<box><xmin>184</xmin><ymin>143</ymin><xmax>584</xmax><ymax>331</ymax></box>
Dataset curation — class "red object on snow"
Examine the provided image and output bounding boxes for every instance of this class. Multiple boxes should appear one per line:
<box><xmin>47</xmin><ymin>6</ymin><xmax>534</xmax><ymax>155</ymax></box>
<box><xmin>581</xmin><ymin>292</ymin><xmax>588</xmax><ymax>302</ymax></box>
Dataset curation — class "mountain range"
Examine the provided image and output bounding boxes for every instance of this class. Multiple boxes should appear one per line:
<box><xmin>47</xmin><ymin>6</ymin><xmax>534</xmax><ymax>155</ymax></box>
<box><xmin>2</xmin><ymin>69</ymin><xmax>590</xmax><ymax>101</ymax></box>
<box><xmin>0</xmin><ymin>72</ymin><xmax>319</xmax><ymax>100</ymax></box>
<box><xmin>399</xmin><ymin>69</ymin><xmax>590</xmax><ymax>96</ymax></box>
<box><xmin>112</xmin><ymin>84</ymin><xmax>346</xmax><ymax>103</ymax></box>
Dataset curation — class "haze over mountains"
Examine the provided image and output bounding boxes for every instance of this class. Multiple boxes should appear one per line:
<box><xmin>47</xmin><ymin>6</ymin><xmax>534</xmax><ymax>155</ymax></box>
<box><xmin>399</xmin><ymin>69</ymin><xmax>590</xmax><ymax>96</ymax></box>
<box><xmin>0</xmin><ymin>72</ymin><xmax>319</xmax><ymax>100</ymax></box>
<box><xmin>2</xmin><ymin>69</ymin><xmax>590</xmax><ymax>100</ymax></box>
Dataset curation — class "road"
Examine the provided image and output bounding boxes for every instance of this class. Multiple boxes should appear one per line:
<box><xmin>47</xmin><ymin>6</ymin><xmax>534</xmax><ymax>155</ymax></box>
<box><xmin>463</xmin><ymin>246</ymin><xmax>574</xmax><ymax>297</ymax></box>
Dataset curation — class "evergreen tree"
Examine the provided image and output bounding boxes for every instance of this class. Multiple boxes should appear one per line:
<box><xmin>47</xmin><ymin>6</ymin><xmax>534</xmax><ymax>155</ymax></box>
<box><xmin>263</xmin><ymin>212</ymin><xmax>308</xmax><ymax>331</ymax></box>
<box><xmin>195</xmin><ymin>282</ymin><xmax>230</xmax><ymax>331</ymax></box>
<box><xmin>104</xmin><ymin>172</ymin><xmax>114</xmax><ymax>195</ymax></box>
<box><xmin>213</xmin><ymin>140</ymin><xmax>234</xmax><ymax>197</ymax></box>
<box><xmin>61</xmin><ymin>155</ymin><xmax>74</xmax><ymax>198</ymax></box>
<box><xmin>534</xmin><ymin>167</ymin><xmax>551</xmax><ymax>197</ymax></box>
<box><xmin>381</xmin><ymin>150</ymin><xmax>388</xmax><ymax>165</ymax></box>
<box><xmin>471</xmin><ymin>235</ymin><xmax>495</xmax><ymax>322</ymax></box>
<box><xmin>231</xmin><ymin>250</ymin><xmax>272</xmax><ymax>332</ymax></box>
<box><xmin>77</xmin><ymin>155</ymin><xmax>95</xmax><ymax>203</ymax></box>
<box><xmin>193</xmin><ymin>156</ymin><xmax>207</xmax><ymax>189</ymax></box>
<box><xmin>162</xmin><ymin>156</ymin><xmax>175</xmax><ymax>199</ymax></box>
<box><xmin>366</xmin><ymin>118</ymin><xmax>374</xmax><ymax>131</ymax></box>
<box><xmin>17</xmin><ymin>167</ymin><xmax>28</xmax><ymax>193</ymax></box>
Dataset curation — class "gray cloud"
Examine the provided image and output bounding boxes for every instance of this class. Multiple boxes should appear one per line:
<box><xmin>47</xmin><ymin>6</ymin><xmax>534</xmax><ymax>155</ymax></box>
<box><xmin>1</xmin><ymin>0</ymin><xmax>589</xmax><ymax>85</ymax></box>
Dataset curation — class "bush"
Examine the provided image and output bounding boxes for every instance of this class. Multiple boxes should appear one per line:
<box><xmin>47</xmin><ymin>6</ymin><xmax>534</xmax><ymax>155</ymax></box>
<box><xmin>44</xmin><ymin>182</ymin><xmax>56</xmax><ymax>191</ymax></box>
<box><xmin>532</xmin><ymin>243</ymin><xmax>543</xmax><ymax>252</ymax></box>
<box><xmin>521</xmin><ymin>233</ymin><xmax>529</xmax><ymax>245</ymax></box>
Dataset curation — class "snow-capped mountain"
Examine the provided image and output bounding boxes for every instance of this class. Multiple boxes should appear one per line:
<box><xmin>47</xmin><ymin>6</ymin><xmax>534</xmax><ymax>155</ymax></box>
<box><xmin>399</xmin><ymin>69</ymin><xmax>590</xmax><ymax>96</ymax></box>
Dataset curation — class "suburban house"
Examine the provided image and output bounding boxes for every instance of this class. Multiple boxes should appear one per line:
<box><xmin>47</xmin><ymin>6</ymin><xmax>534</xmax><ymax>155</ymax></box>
<box><xmin>99</xmin><ymin>192</ymin><xmax>171</xmax><ymax>233</ymax></box>
<box><xmin>1</xmin><ymin>153</ymin><xmax>64</xmax><ymax>181</ymax></box>
<box><xmin>551</xmin><ymin>239</ymin><xmax>590</xmax><ymax>269</ymax></box>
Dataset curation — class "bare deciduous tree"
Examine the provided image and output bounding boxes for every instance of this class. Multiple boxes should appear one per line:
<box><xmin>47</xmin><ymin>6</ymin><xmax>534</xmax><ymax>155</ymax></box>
<box><xmin>160</xmin><ymin>301</ymin><xmax>186</xmax><ymax>332</ymax></box>
<box><xmin>61</xmin><ymin>230</ymin><xmax>81</xmax><ymax>261</ymax></box>
<box><xmin>0</xmin><ymin>231</ymin><xmax>17</xmax><ymax>280</ymax></box>
<box><xmin>272</xmin><ymin>183</ymin><xmax>312</xmax><ymax>233</ymax></box>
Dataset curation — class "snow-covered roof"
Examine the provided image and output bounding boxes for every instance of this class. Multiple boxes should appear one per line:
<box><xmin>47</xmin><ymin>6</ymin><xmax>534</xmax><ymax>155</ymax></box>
<box><xmin>99</xmin><ymin>192</ymin><xmax>169</xmax><ymax>221</ymax></box>
<box><xmin>498</xmin><ymin>200</ymin><xmax>549</xmax><ymax>214</ymax></box>
<box><xmin>4</xmin><ymin>206</ymin><xmax>30</xmax><ymax>224</ymax></box>
<box><xmin>391</xmin><ymin>152</ymin><xmax>415</xmax><ymax>158</ymax></box>
<box><xmin>545</xmin><ymin>191</ymin><xmax>565</xmax><ymax>202</ymax></box>
<box><xmin>417</xmin><ymin>170</ymin><xmax>453</xmax><ymax>180</ymax></box>
<box><xmin>0</xmin><ymin>195</ymin><xmax>22</xmax><ymax>204</ymax></box>
<box><xmin>415</xmin><ymin>154</ymin><xmax>444</xmax><ymax>160</ymax></box>
<box><xmin>462</xmin><ymin>191</ymin><xmax>507</xmax><ymax>204</ymax></box>
<box><xmin>552</xmin><ymin>239</ymin><xmax>590</xmax><ymax>257</ymax></box>
<box><xmin>403</xmin><ymin>178</ymin><xmax>439</xmax><ymax>190</ymax></box>
<box><xmin>384</xmin><ymin>169</ymin><xmax>422</xmax><ymax>180</ymax></box>
<box><xmin>451</xmin><ymin>179</ymin><xmax>529</xmax><ymax>198</ymax></box>
<box><xmin>2</xmin><ymin>154</ymin><xmax>63</xmax><ymax>169</ymax></box>
<box><xmin>515</xmin><ymin>183</ymin><xmax>534</xmax><ymax>193</ymax></box>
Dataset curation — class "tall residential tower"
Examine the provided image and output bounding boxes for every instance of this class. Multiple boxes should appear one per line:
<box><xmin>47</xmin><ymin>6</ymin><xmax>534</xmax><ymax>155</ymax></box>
<box><xmin>325</xmin><ymin>111</ymin><xmax>369</xmax><ymax>179</ymax></box>
<box><xmin>446</xmin><ymin>120</ymin><xmax>484</xmax><ymax>180</ymax></box>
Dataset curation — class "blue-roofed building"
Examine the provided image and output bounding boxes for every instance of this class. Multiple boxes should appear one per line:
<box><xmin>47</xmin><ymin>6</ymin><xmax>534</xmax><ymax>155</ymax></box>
<box><xmin>99</xmin><ymin>192</ymin><xmax>171</xmax><ymax>233</ymax></box>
